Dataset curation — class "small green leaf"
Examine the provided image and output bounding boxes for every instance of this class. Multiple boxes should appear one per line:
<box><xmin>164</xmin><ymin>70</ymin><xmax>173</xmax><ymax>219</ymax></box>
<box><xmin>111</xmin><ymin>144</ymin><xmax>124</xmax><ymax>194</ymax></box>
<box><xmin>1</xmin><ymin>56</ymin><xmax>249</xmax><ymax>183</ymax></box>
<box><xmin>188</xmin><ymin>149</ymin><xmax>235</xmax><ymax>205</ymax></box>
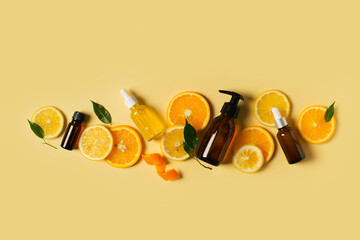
<box><xmin>27</xmin><ymin>119</ymin><xmax>44</xmax><ymax>139</ymax></box>
<box><xmin>184</xmin><ymin>119</ymin><xmax>198</xmax><ymax>149</ymax></box>
<box><xmin>91</xmin><ymin>100</ymin><xmax>112</xmax><ymax>124</ymax></box>
<box><xmin>183</xmin><ymin>118</ymin><xmax>211</xmax><ymax>170</ymax></box>
<box><xmin>183</xmin><ymin>140</ymin><xmax>193</xmax><ymax>157</ymax></box>
<box><xmin>27</xmin><ymin>119</ymin><xmax>57</xmax><ymax>149</ymax></box>
<box><xmin>325</xmin><ymin>101</ymin><xmax>335</xmax><ymax>122</ymax></box>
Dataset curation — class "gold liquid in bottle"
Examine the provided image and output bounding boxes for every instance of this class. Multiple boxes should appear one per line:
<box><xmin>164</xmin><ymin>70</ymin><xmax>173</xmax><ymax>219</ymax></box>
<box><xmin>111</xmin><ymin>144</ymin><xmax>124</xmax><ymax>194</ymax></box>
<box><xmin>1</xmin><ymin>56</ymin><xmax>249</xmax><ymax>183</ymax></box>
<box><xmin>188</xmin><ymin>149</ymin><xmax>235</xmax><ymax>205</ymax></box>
<box><xmin>120</xmin><ymin>89</ymin><xmax>165</xmax><ymax>141</ymax></box>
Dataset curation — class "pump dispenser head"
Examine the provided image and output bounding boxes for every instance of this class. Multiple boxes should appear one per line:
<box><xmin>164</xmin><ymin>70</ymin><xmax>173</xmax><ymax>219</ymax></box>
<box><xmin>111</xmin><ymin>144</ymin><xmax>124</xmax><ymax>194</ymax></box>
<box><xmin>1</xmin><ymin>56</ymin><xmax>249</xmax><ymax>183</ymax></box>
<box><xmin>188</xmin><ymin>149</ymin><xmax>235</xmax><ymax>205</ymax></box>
<box><xmin>219</xmin><ymin>90</ymin><xmax>244</xmax><ymax>118</ymax></box>
<box><xmin>272</xmin><ymin>107</ymin><xmax>288</xmax><ymax>129</ymax></box>
<box><xmin>120</xmin><ymin>88</ymin><xmax>138</xmax><ymax>109</ymax></box>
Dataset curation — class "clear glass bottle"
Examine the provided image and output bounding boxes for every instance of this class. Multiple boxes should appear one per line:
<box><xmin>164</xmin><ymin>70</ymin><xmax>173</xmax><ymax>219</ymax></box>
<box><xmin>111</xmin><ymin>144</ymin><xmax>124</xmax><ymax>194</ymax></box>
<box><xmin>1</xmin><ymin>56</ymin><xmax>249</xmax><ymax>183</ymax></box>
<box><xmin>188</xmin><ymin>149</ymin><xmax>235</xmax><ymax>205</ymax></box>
<box><xmin>120</xmin><ymin>89</ymin><xmax>165</xmax><ymax>141</ymax></box>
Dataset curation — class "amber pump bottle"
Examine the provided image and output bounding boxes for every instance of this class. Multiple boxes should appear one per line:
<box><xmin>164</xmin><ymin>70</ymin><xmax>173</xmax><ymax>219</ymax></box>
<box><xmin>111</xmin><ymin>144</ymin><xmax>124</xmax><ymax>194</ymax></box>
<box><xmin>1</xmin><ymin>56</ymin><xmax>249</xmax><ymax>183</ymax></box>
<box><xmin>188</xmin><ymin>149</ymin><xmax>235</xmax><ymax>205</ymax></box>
<box><xmin>60</xmin><ymin>111</ymin><xmax>85</xmax><ymax>150</ymax></box>
<box><xmin>272</xmin><ymin>107</ymin><xmax>306</xmax><ymax>164</ymax></box>
<box><xmin>196</xmin><ymin>90</ymin><xmax>244</xmax><ymax>166</ymax></box>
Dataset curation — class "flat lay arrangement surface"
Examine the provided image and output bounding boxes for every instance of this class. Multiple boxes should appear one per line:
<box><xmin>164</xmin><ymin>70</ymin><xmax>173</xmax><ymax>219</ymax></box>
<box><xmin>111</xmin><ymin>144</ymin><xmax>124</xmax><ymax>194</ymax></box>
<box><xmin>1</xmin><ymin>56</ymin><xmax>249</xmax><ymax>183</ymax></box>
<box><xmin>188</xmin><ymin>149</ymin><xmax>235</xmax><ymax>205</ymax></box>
<box><xmin>1</xmin><ymin>1</ymin><xmax>359</xmax><ymax>240</ymax></box>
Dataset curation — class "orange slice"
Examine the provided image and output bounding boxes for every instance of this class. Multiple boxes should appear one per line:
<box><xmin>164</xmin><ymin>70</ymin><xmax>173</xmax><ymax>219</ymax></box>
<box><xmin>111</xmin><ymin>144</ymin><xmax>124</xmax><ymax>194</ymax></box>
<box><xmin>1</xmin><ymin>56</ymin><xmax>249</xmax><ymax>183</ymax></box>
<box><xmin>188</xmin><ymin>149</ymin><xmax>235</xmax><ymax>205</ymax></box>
<box><xmin>233</xmin><ymin>145</ymin><xmax>264</xmax><ymax>173</ymax></box>
<box><xmin>298</xmin><ymin>105</ymin><xmax>336</xmax><ymax>144</ymax></box>
<box><xmin>254</xmin><ymin>90</ymin><xmax>290</xmax><ymax>127</ymax></box>
<box><xmin>142</xmin><ymin>153</ymin><xmax>180</xmax><ymax>181</ymax></box>
<box><xmin>31</xmin><ymin>106</ymin><xmax>64</xmax><ymax>139</ymax></box>
<box><xmin>105</xmin><ymin>125</ymin><xmax>142</xmax><ymax>168</ymax></box>
<box><xmin>166</xmin><ymin>91</ymin><xmax>210</xmax><ymax>131</ymax></box>
<box><xmin>234</xmin><ymin>126</ymin><xmax>275</xmax><ymax>163</ymax></box>
<box><xmin>79</xmin><ymin>125</ymin><xmax>113</xmax><ymax>161</ymax></box>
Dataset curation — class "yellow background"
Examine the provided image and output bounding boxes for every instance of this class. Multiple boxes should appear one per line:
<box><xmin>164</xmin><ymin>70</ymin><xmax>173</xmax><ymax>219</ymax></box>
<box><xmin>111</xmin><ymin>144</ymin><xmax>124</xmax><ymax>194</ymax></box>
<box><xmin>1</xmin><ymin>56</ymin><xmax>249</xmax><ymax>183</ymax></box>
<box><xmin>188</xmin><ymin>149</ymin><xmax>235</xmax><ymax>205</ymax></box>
<box><xmin>1</xmin><ymin>1</ymin><xmax>359</xmax><ymax>239</ymax></box>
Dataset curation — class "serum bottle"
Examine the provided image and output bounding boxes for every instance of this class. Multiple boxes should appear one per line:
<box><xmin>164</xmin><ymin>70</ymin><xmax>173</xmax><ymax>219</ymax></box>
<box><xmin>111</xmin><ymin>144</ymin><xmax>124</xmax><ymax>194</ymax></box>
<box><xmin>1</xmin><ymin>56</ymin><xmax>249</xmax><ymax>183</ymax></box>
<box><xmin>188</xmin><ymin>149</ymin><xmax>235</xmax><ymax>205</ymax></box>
<box><xmin>196</xmin><ymin>90</ymin><xmax>244</xmax><ymax>166</ymax></box>
<box><xmin>272</xmin><ymin>107</ymin><xmax>306</xmax><ymax>164</ymax></box>
<box><xmin>120</xmin><ymin>88</ymin><xmax>165</xmax><ymax>141</ymax></box>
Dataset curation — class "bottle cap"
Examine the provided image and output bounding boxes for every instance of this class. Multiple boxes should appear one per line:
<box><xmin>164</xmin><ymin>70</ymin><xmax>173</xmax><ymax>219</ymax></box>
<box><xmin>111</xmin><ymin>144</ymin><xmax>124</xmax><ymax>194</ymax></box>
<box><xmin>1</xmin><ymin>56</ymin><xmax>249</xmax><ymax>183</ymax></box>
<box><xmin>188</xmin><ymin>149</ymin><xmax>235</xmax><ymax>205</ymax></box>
<box><xmin>219</xmin><ymin>90</ymin><xmax>244</xmax><ymax>118</ymax></box>
<box><xmin>120</xmin><ymin>88</ymin><xmax>138</xmax><ymax>109</ymax></box>
<box><xmin>272</xmin><ymin>107</ymin><xmax>288</xmax><ymax>129</ymax></box>
<box><xmin>72</xmin><ymin>111</ymin><xmax>85</xmax><ymax>122</ymax></box>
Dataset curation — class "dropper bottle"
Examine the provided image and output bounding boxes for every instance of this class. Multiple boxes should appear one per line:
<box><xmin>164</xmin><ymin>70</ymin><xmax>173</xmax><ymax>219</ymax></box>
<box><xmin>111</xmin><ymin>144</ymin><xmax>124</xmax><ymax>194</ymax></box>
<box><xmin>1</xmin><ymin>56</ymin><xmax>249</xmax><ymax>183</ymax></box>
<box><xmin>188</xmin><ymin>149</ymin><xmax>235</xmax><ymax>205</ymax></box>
<box><xmin>272</xmin><ymin>107</ymin><xmax>306</xmax><ymax>164</ymax></box>
<box><xmin>196</xmin><ymin>90</ymin><xmax>244</xmax><ymax>166</ymax></box>
<box><xmin>120</xmin><ymin>89</ymin><xmax>165</xmax><ymax>141</ymax></box>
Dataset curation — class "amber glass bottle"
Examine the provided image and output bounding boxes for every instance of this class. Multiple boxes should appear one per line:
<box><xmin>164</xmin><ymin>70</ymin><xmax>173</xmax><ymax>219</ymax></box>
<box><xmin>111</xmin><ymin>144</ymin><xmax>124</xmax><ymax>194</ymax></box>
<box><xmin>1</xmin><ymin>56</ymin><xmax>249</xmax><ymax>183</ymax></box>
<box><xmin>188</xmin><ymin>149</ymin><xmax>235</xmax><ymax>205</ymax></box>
<box><xmin>60</xmin><ymin>111</ymin><xmax>85</xmax><ymax>150</ymax></box>
<box><xmin>196</xmin><ymin>90</ymin><xmax>244</xmax><ymax>166</ymax></box>
<box><xmin>272</xmin><ymin>107</ymin><xmax>306</xmax><ymax>164</ymax></box>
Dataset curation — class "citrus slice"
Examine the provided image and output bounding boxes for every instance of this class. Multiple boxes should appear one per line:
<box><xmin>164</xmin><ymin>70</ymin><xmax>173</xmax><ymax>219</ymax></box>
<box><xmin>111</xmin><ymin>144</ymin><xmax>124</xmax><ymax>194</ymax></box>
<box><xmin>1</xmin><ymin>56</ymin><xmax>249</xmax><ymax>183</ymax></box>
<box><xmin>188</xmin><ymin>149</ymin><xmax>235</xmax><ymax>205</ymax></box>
<box><xmin>233</xmin><ymin>145</ymin><xmax>264</xmax><ymax>173</ymax></box>
<box><xmin>166</xmin><ymin>91</ymin><xmax>210</xmax><ymax>130</ymax></box>
<box><xmin>298</xmin><ymin>105</ymin><xmax>336</xmax><ymax>144</ymax></box>
<box><xmin>234</xmin><ymin>126</ymin><xmax>275</xmax><ymax>163</ymax></box>
<box><xmin>160</xmin><ymin>126</ymin><xmax>189</xmax><ymax>161</ymax></box>
<box><xmin>79</xmin><ymin>125</ymin><xmax>113</xmax><ymax>161</ymax></box>
<box><xmin>254</xmin><ymin>90</ymin><xmax>290</xmax><ymax>127</ymax></box>
<box><xmin>105</xmin><ymin>125</ymin><xmax>142</xmax><ymax>168</ymax></box>
<box><xmin>31</xmin><ymin>106</ymin><xmax>64</xmax><ymax>139</ymax></box>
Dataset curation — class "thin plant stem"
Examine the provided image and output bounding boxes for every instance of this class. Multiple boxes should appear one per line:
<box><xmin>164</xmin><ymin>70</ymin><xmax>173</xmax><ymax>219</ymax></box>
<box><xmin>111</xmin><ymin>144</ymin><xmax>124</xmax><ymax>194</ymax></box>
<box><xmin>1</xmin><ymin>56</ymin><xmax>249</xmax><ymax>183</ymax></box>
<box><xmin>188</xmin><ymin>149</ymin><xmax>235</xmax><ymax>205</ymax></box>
<box><xmin>42</xmin><ymin>139</ymin><xmax>57</xmax><ymax>149</ymax></box>
<box><xmin>194</xmin><ymin>157</ymin><xmax>212</xmax><ymax>170</ymax></box>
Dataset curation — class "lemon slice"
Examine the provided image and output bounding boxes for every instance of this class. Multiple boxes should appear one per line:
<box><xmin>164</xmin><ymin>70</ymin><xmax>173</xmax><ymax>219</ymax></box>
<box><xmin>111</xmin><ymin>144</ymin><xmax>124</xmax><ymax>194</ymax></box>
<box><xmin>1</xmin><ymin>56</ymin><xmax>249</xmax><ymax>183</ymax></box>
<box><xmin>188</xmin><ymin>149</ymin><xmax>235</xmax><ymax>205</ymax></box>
<box><xmin>31</xmin><ymin>106</ymin><xmax>64</xmax><ymax>139</ymax></box>
<box><xmin>233</xmin><ymin>145</ymin><xmax>264</xmax><ymax>173</ymax></box>
<box><xmin>160</xmin><ymin>126</ymin><xmax>189</xmax><ymax>161</ymax></box>
<box><xmin>235</xmin><ymin>126</ymin><xmax>275</xmax><ymax>163</ymax></box>
<box><xmin>254</xmin><ymin>90</ymin><xmax>290</xmax><ymax>127</ymax></box>
<box><xmin>79</xmin><ymin>125</ymin><xmax>113</xmax><ymax>161</ymax></box>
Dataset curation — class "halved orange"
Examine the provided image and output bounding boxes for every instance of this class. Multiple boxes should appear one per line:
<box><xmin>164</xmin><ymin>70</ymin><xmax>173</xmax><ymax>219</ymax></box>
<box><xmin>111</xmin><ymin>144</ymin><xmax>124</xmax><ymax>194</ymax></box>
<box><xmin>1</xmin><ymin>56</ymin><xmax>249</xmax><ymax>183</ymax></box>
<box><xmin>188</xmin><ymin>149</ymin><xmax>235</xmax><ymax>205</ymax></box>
<box><xmin>106</xmin><ymin>125</ymin><xmax>142</xmax><ymax>168</ymax></box>
<box><xmin>166</xmin><ymin>91</ymin><xmax>210</xmax><ymax>131</ymax></box>
<box><xmin>254</xmin><ymin>90</ymin><xmax>290</xmax><ymax>127</ymax></box>
<box><xmin>234</xmin><ymin>126</ymin><xmax>275</xmax><ymax>163</ymax></box>
<box><xmin>298</xmin><ymin>105</ymin><xmax>336</xmax><ymax>144</ymax></box>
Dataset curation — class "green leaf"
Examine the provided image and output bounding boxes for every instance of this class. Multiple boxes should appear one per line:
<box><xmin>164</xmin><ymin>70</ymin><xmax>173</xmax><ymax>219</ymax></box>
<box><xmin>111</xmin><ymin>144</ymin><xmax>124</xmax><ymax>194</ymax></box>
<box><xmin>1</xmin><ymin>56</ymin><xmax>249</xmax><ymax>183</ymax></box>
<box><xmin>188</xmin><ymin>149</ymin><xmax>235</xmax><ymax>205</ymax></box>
<box><xmin>91</xmin><ymin>100</ymin><xmax>112</xmax><ymax>124</ymax></box>
<box><xmin>184</xmin><ymin>119</ymin><xmax>198</xmax><ymax>149</ymax></box>
<box><xmin>325</xmin><ymin>101</ymin><xmax>335</xmax><ymax>122</ymax></box>
<box><xmin>183</xmin><ymin>140</ymin><xmax>193</xmax><ymax>157</ymax></box>
<box><xmin>27</xmin><ymin>119</ymin><xmax>44</xmax><ymax>139</ymax></box>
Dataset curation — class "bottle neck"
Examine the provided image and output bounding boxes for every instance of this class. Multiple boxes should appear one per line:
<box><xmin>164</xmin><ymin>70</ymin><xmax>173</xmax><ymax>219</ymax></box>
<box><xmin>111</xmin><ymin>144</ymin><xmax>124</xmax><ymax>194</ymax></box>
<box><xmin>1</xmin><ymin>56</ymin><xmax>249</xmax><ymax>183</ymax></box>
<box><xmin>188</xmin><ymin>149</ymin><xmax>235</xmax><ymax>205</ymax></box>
<box><xmin>129</xmin><ymin>103</ymin><xmax>140</xmax><ymax>110</ymax></box>
<box><xmin>275</xmin><ymin>117</ymin><xmax>288</xmax><ymax>129</ymax></box>
<box><xmin>71</xmin><ymin>119</ymin><xmax>82</xmax><ymax>124</ymax></box>
<box><xmin>218</xmin><ymin>113</ymin><xmax>233</xmax><ymax>120</ymax></box>
<box><xmin>278</xmin><ymin>125</ymin><xmax>289</xmax><ymax>131</ymax></box>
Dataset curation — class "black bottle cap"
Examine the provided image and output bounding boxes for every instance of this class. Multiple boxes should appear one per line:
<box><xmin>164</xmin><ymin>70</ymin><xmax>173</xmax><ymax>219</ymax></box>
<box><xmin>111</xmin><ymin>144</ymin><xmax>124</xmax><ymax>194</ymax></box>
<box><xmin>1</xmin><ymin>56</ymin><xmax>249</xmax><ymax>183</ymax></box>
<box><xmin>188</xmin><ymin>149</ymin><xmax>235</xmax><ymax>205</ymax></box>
<box><xmin>72</xmin><ymin>111</ymin><xmax>85</xmax><ymax>122</ymax></box>
<box><xmin>219</xmin><ymin>90</ymin><xmax>244</xmax><ymax>118</ymax></box>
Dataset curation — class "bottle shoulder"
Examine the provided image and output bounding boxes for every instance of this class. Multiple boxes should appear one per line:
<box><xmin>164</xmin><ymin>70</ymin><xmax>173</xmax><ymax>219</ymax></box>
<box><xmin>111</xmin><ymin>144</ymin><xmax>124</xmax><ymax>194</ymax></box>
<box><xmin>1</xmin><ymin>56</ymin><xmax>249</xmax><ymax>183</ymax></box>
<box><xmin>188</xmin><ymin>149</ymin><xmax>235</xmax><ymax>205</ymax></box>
<box><xmin>277</xmin><ymin>126</ymin><xmax>292</xmax><ymax>136</ymax></box>
<box><xmin>130</xmin><ymin>103</ymin><xmax>146</xmax><ymax>112</ymax></box>
<box><xmin>209</xmin><ymin>114</ymin><xmax>235</xmax><ymax>129</ymax></box>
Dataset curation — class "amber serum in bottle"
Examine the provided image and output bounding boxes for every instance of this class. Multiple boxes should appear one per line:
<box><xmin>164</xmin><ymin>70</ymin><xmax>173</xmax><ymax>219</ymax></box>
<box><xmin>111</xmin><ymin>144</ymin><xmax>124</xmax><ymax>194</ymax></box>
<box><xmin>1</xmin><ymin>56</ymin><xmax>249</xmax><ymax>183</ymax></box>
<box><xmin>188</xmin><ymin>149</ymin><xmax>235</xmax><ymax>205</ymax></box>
<box><xmin>61</xmin><ymin>111</ymin><xmax>85</xmax><ymax>150</ymax></box>
<box><xmin>272</xmin><ymin>107</ymin><xmax>305</xmax><ymax>164</ymax></box>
